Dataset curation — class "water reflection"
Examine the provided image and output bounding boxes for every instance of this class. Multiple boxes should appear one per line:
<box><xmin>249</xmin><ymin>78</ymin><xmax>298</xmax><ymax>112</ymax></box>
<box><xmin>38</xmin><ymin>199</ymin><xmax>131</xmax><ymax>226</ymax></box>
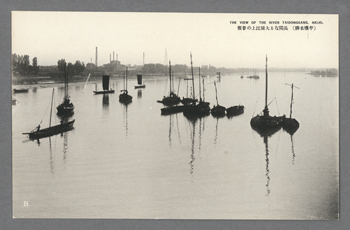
<box><xmin>102</xmin><ymin>94</ymin><xmax>109</xmax><ymax>108</ymax></box>
<box><xmin>189</xmin><ymin>119</ymin><xmax>196</xmax><ymax>176</ymax></box>
<box><xmin>137</xmin><ymin>89</ymin><xmax>142</xmax><ymax>98</ymax></box>
<box><xmin>168</xmin><ymin>114</ymin><xmax>182</xmax><ymax>147</ymax></box>
<box><xmin>168</xmin><ymin>115</ymin><xmax>172</xmax><ymax>147</ymax></box>
<box><xmin>49</xmin><ymin>137</ymin><xmax>54</xmax><ymax>176</ymax></box>
<box><xmin>290</xmin><ymin>135</ymin><xmax>296</xmax><ymax>164</ymax></box>
<box><xmin>214</xmin><ymin>118</ymin><xmax>220</xmax><ymax>145</ymax></box>
<box><xmin>62</xmin><ymin>131</ymin><xmax>69</xmax><ymax>165</ymax></box>
<box><xmin>123</xmin><ymin>104</ymin><xmax>129</xmax><ymax>138</ymax></box>
<box><xmin>263</xmin><ymin>136</ymin><xmax>271</xmax><ymax>196</ymax></box>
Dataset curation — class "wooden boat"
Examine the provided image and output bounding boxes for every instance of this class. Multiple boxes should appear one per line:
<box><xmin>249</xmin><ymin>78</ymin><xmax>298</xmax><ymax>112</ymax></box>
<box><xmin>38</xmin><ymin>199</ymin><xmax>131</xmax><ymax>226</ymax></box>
<box><xmin>250</xmin><ymin>56</ymin><xmax>283</xmax><ymax>136</ymax></box>
<box><xmin>23</xmin><ymin>89</ymin><xmax>75</xmax><ymax>140</ymax></box>
<box><xmin>57</xmin><ymin>63</ymin><xmax>74</xmax><ymax>115</ymax></box>
<box><xmin>134</xmin><ymin>74</ymin><xmax>146</xmax><ymax>89</ymax></box>
<box><xmin>12</xmin><ymin>97</ymin><xmax>18</xmax><ymax>105</ymax></box>
<box><xmin>119</xmin><ymin>67</ymin><xmax>133</xmax><ymax>103</ymax></box>
<box><xmin>157</xmin><ymin>61</ymin><xmax>181</xmax><ymax>106</ymax></box>
<box><xmin>281</xmin><ymin>83</ymin><xmax>300</xmax><ymax>135</ymax></box>
<box><xmin>161</xmin><ymin>105</ymin><xmax>185</xmax><ymax>115</ymax></box>
<box><xmin>13</xmin><ymin>88</ymin><xmax>29</xmax><ymax>93</ymax></box>
<box><xmin>183</xmin><ymin>56</ymin><xmax>210</xmax><ymax>119</ymax></box>
<box><xmin>226</xmin><ymin>105</ymin><xmax>244</xmax><ymax>117</ymax></box>
<box><xmin>211</xmin><ymin>81</ymin><xmax>226</xmax><ymax>117</ymax></box>
<box><xmin>93</xmin><ymin>75</ymin><xmax>115</xmax><ymax>94</ymax></box>
<box><xmin>247</xmin><ymin>75</ymin><xmax>259</xmax><ymax>79</ymax></box>
<box><xmin>135</xmin><ymin>53</ymin><xmax>146</xmax><ymax>89</ymax></box>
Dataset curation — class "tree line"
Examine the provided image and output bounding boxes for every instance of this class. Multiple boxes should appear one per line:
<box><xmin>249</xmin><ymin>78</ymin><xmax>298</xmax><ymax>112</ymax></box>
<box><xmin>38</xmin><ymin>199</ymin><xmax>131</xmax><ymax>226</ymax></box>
<box><xmin>12</xmin><ymin>54</ymin><xmax>39</xmax><ymax>74</ymax></box>
<box><xmin>57</xmin><ymin>59</ymin><xmax>86</xmax><ymax>77</ymax></box>
<box><xmin>12</xmin><ymin>54</ymin><xmax>86</xmax><ymax>76</ymax></box>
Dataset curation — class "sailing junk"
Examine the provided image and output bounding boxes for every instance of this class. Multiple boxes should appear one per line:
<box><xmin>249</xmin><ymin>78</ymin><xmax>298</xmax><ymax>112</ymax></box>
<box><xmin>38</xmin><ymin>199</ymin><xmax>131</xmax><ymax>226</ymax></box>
<box><xmin>134</xmin><ymin>74</ymin><xmax>146</xmax><ymax>89</ymax></box>
<box><xmin>250</xmin><ymin>56</ymin><xmax>284</xmax><ymax>136</ymax></box>
<box><xmin>211</xmin><ymin>81</ymin><xmax>226</xmax><ymax>117</ymax></box>
<box><xmin>183</xmin><ymin>55</ymin><xmax>210</xmax><ymax>119</ymax></box>
<box><xmin>119</xmin><ymin>67</ymin><xmax>133</xmax><ymax>103</ymax></box>
<box><xmin>23</xmin><ymin>89</ymin><xmax>75</xmax><ymax>140</ymax></box>
<box><xmin>135</xmin><ymin>53</ymin><xmax>146</xmax><ymax>89</ymax></box>
<box><xmin>93</xmin><ymin>75</ymin><xmax>115</xmax><ymax>94</ymax></box>
<box><xmin>57</xmin><ymin>63</ymin><xmax>74</xmax><ymax>115</ymax></box>
<box><xmin>157</xmin><ymin>61</ymin><xmax>181</xmax><ymax>106</ymax></box>
<box><xmin>281</xmin><ymin>83</ymin><xmax>300</xmax><ymax>135</ymax></box>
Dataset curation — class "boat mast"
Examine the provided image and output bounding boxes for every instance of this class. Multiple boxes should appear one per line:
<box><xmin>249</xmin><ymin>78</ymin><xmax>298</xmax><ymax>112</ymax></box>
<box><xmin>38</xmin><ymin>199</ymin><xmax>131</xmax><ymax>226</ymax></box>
<box><xmin>169</xmin><ymin>61</ymin><xmax>172</xmax><ymax>94</ymax></box>
<box><xmin>49</xmin><ymin>89</ymin><xmax>54</xmax><ymax>128</ymax></box>
<box><xmin>64</xmin><ymin>63</ymin><xmax>67</xmax><ymax>98</ymax></box>
<box><xmin>198</xmin><ymin>67</ymin><xmax>201</xmax><ymax>101</ymax></box>
<box><xmin>214</xmin><ymin>81</ymin><xmax>219</xmax><ymax>105</ymax></box>
<box><xmin>264</xmin><ymin>55</ymin><xmax>269</xmax><ymax>117</ymax></box>
<box><xmin>190</xmin><ymin>53</ymin><xmax>195</xmax><ymax>101</ymax></box>
<box><xmin>126</xmin><ymin>67</ymin><xmax>128</xmax><ymax>91</ymax></box>
<box><xmin>202</xmin><ymin>77</ymin><xmax>205</xmax><ymax>102</ymax></box>
<box><xmin>290</xmin><ymin>83</ymin><xmax>294</xmax><ymax>118</ymax></box>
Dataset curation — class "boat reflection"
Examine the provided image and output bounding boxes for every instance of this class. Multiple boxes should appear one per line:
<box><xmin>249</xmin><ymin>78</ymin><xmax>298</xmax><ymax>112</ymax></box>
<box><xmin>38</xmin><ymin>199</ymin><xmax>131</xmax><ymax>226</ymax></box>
<box><xmin>102</xmin><ymin>94</ymin><xmax>109</xmax><ymax>108</ymax></box>
<box><xmin>137</xmin><ymin>89</ymin><xmax>142</xmax><ymax>98</ymax></box>
<box><xmin>123</xmin><ymin>103</ymin><xmax>129</xmax><ymax>138</ymax></box>
<box><xmin>290</xmin><ymin>134</ymin><xmax>296</xmax><ymax>164</ymax></box>
<box><xmin>49</xmin><ymin>137</ymin><xmax>54</xmax><ymax>175</ymax></box>
<box><xmin>188</xmin><ymin>119</ymin><xmax>196</xmax><ymax>176</ymax></box>
<box><xmin>168</xmin><ymin>114</ymin><xmax>182</xmax><ymax>147</ymax></box>
<box><xmin>263</xmin><ymin>136</ymin><xmax>271</xmax><ymax>196</ymax></box>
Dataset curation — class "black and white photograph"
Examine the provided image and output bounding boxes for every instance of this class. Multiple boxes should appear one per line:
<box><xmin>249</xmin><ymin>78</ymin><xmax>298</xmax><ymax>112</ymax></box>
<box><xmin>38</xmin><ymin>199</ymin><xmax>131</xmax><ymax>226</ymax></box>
<box><xmin>11</xmin><ymin>12</ymin><xmax>338</xmax><ymax>219</ymax></box>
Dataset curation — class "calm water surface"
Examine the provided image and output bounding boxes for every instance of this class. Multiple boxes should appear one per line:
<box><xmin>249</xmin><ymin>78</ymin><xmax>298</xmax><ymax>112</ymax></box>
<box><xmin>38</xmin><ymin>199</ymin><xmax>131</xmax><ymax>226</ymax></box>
<box><xmin>12</xmin><ymin>71</ymin><xmax>338</xmax><ymax>219</ymax></box>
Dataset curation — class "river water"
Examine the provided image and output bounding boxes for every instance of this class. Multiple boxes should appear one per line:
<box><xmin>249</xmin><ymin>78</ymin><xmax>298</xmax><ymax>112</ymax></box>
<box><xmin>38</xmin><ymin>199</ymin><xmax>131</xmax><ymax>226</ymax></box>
<box><xmin>12</xmin><ymin>70</ymin><xmax>338</xmax><ymax>219</ymax></box>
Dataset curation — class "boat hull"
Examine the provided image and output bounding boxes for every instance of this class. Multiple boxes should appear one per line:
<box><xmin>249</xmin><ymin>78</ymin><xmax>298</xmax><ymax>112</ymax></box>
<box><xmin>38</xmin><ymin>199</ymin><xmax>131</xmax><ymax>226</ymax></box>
<box><xmin>25</xmin><ymin>120</ymin><xmax>75</xmax><ymax>139</ymax></box>
<box><xmin>119</xmin><ymin>93</ymin><xmax>133</xmax><ymax>103</ymax></box>
<box><xmin>93</xmin><ymin>90</ymin><xmax>115</xmax><ymax>94</ymax></box>
<box><xmin>250</xmin><ymin>115</ymin><xmax>283</xmax><ymax>137</ymax></box>
<box><xmin>211</xmin><ymin>105</ymin><xmax>226</xmax><ymax>117</ymax></box>
<box><xmin>183</xmin><ymin>103</ymin><xmax>210</xmax><ymax>119</ymax></box>
<box><xmin>161</xmin><ymin>106</ymin><xmax>185</xmax><ymax>115</ymax></box>
<box><xmin>157</xmin><ymin>95</ymin><xmax>181</xmax><ymax>106</ymax></box>
<box><xmin>13</xmin><ymin>89</ymin><xmax>29</xmax><ymax>93</ymax></box>
<box><xmin>226</xmin><ymin>105</ymin><xmax>244</xmax><ymax>117</ymax></box>
<box><xmin>282</xmin><ymin>118</ymin><xmax>300</xmax><ymax>135</ymax></box>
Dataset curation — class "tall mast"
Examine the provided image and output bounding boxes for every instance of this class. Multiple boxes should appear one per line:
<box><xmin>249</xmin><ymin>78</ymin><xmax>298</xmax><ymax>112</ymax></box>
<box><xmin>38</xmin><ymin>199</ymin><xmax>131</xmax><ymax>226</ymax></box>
<box><xmin>126</xmin><ymin>67</ymin><xmax>128</xmax><ymax>91</ymax></box>
<box><xmin>263</xmin><ymin>55</ymin><xmax>269</xmax><ymax>117</ymax></box>
<box><xmin>198</xmin><ymin>67</ymin><xmax>201</xmax><ymax>101</ymax></box>
<box><xmin>190</xmin><ymin>53</ymin><xmax>195</xmax><ymax>101</ymax></box>
<box><xmin>214</xmin><ymin>81</ymin><xmax>219</xmax><ymax>105</ymax></box>
<box><xmin>64</xmin><ymin>63</ymin><xmax>67</xmax><ymax>97</ymax></box>
<box><xmin>290</xmin><ymin>83</ymin><xmax>294</xmax><ymax>118</ymax></box>
<box><xmin>49</xmin><ymin>89</ymin><xmax>54</xmax><ymax>128</ymax></box>
<box><xmin>169</xmin><ymin>61</ymin><xmax>172</xmax><ymax>94</ymax></box>
<box><xmin>202</xmin><ymin>77</ymin><xmax>205</xmax><ymax>102</ymax></box>
<box><xmin>265</xmin><ymin>55</ymin><xmax>268</xmax><ymax>109</ymax></box>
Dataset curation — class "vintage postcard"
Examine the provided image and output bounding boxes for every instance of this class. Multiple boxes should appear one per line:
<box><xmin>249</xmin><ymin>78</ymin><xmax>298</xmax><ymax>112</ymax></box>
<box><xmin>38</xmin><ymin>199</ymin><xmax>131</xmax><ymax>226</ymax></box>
<box><xmin>12</xmin><ymin>12</ymin><xmax>338</xmax><ymax>219</ymax></box>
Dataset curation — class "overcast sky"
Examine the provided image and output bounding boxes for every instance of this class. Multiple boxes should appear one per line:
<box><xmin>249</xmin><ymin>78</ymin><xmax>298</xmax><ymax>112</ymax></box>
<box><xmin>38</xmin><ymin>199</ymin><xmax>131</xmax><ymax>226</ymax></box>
<box><xmin>12</xmin><ymin>12</ymin><xmax>338</xmax><ymax>69</ymax></box>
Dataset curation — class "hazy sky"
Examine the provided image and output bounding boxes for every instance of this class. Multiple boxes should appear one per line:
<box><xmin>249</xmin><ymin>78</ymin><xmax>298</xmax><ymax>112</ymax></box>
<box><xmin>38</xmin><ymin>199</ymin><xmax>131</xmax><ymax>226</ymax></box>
<box><xmin>12</xmin><ymin>12</ymin><xmax>338</xmax><ymax>69</ymax></box>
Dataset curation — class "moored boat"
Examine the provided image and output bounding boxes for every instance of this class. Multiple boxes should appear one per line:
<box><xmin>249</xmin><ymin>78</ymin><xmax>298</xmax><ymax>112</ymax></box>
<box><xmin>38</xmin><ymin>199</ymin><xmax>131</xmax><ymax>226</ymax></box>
<box><xmin>250</xmin><ymin>56</ymin><xmax>283</xmax><ymax>136</ymax></box>
<box><xmin>94</xmin><ymin>75</ymin><xmax>115</xmax><ymax>94</ymax></box>
<box><xmin>57</xmin><ymin>63</ymin><xmax>74</xmax><ymax>115</ymax></box>
<box><xmin>210</xmin><ymin>81</ymin><xmax>226</xmax><ymax>117</ymax></box>
<box><xmin>23</xmin><ymin>89</ymin><xmax>75</xmax><ymax>140</ymax></box>
<box><xmin>281</xmin><ymin>83</ymin><xmax>300</xmax><ymax>135</ymax></box>
<box><xmin>119</xmin><ymin>67</ymin><xmax>133</xmax><ymax>104</ymax></box>
<box><xmin>157</xmin><ymin>61</ymin><xmax>181</xmax><ymax>106</ymax></box>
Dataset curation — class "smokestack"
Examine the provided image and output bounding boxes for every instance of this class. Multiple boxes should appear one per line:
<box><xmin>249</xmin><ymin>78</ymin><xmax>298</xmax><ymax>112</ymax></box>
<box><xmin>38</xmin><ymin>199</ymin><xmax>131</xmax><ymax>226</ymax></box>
<box><xmin>113</xmin><ymin>51</ymin><xmax>115</xmax><ymax>61</ymax></box>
